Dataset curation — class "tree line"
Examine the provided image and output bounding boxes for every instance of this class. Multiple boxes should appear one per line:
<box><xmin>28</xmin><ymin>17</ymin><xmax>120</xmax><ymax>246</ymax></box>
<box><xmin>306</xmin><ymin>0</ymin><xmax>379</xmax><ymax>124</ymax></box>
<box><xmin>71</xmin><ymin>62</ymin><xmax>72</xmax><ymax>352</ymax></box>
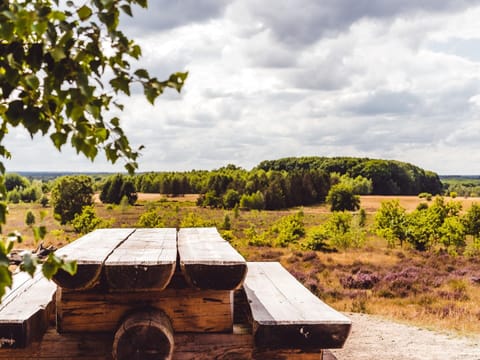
<box><xmin>132</xmin><ymin>157</ymin><xmax>442</xmax><ymax>210</ymax></box>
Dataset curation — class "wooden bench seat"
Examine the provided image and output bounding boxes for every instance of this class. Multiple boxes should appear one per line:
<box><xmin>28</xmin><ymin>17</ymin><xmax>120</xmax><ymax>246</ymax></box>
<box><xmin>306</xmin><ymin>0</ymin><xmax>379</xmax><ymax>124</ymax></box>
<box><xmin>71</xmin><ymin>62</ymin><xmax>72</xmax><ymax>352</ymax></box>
<box><xmin>178</xmin><ymin>227</ymin><xmax>247</xmax><ymax>290</ymax></box>
<box><xmin>0</xmin><ymin>268</ymin><xmax>56</xmax><ymax>348</ymax></box>
<box><xmin>243</xmin><ymin>262</ymin><xmax>351</xmax><ymax>350</ymax></box>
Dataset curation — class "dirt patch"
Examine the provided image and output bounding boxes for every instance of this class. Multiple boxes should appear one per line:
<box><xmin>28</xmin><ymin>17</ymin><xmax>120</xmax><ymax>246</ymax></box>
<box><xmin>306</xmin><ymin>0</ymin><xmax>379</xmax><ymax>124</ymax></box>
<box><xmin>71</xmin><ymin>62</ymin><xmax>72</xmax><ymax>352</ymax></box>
<box><xmin>331</xmin><ymin>313</ymin><xmax>480</xmax><ymax>360</ymax></box>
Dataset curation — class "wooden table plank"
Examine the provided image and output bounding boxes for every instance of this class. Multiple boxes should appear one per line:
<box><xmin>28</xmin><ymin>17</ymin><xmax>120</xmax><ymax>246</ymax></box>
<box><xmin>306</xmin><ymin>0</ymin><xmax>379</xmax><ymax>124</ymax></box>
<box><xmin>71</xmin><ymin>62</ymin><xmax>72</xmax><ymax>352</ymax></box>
<box><xmin>56</xmin><ymin>287</ymin><xmax>233</xmax><ymax>333</ymax></box>
<box><xmin>178</xmin><ymin>227</ymin><xmax>247</xmax><ymax>290</ymax></box>
<box><xmin>104</xmin><ymin>228</ymin><xmax>177</xmax><ymax>291</ymax></box>
<box><xmin>0</xmin><ymin>269</ymin><xmax>56</xmax><ymax>348</ymax></box>
<box><xmin>53</xmin><ymin>228</ymin><xmax>135</xmax><ymax>290</ymax></box>
<box><xmin>243</xmin><ymin>262</ymin><xmax>351</xmax><ymax>350</ymax></box>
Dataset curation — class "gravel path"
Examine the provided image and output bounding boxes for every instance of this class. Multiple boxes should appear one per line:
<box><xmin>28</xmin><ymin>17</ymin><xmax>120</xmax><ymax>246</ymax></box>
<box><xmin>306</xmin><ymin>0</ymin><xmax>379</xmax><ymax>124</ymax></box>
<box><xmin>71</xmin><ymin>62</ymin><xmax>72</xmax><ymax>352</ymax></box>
<box><xmin>330</xmin><ymin>313</ymin><xmax>480</xmax><ymax>360</ymax></box>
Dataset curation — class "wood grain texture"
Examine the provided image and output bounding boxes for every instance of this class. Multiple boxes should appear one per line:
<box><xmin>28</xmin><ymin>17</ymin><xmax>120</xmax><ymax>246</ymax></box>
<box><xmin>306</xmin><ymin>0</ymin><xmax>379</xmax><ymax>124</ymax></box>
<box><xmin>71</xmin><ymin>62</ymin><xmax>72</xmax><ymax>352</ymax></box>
<box><xmin>0</xmin><ymin>329</ymin><xmax>324</xmax><ymax>359</ymax></box>
<box><xmin>56</xmin><ymin>287</ymin><xmax>233</xmax><ymax>333</ymax></box>
<box><xmin>104</xmin><ymin>228</ymin><xmax>177</xmax><ymax>291</ymax></box>
<box><xmin>112</xmin><ymin>309</ymin><xmax>174</xmax><ymax>360</ymax></box>
<box><xmin>0</xmin><ymin>269</ymin><xmax>56</xmax><ymax>348</ymax></box>
<box><xmin>178</xmin><ymin>227</ymin><xmax>247</xmax><ymax>290</ymax></box>
<box><xmin>53</xmin><ymin>228</ymin><xmax>135</xmax><ymax>290</ymax></box>
<box><xmin>243</xmin><ymin>262</ymin><xmax>351</xmax><ymax>350</ymax></box>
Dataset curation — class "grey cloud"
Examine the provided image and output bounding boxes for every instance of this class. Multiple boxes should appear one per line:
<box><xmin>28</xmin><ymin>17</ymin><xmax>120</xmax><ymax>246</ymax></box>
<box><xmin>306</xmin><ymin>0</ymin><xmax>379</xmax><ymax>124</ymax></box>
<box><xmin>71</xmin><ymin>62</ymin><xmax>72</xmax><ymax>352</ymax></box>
<box><xmin>290</xmin><ymin>67</ymin><xmax>351</xmax><ymax>91</ymax></box>
<box><xmin>344</xmin><ymin>90</ymin><xmax>422</xmax><ymax>116</ymax></box>
<box><xmin>123</xmin><ymin>0</ymin><xmax>232</xmax><ymax>34</ymax></box>
<box><xmin>243</xmin><ymin>0</ymin><xmax>478</xmax><ymax>46</ymax></box>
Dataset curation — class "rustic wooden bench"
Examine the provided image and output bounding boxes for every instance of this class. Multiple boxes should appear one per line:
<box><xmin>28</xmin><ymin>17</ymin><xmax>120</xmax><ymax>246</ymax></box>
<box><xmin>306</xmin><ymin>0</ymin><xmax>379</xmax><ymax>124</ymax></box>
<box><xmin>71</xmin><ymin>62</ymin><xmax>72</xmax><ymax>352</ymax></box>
<box><xmin>0</xmin><ymin>268</ymin><xmax>56</xmax><ymax>349</ymax></box>
<box><xmin>243</xmin><ymin>262</ymin><xmax>351</xmax><ymax>351</ymax></box>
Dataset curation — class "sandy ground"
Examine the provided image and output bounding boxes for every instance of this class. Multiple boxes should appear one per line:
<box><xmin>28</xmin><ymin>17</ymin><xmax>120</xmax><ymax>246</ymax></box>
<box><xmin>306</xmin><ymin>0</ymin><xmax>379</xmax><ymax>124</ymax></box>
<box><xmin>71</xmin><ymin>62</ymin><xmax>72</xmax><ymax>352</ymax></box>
<box><xmin>330</xmin><ymin>313</ymin><xmax>480</xmax><ymax>360</ymax></box>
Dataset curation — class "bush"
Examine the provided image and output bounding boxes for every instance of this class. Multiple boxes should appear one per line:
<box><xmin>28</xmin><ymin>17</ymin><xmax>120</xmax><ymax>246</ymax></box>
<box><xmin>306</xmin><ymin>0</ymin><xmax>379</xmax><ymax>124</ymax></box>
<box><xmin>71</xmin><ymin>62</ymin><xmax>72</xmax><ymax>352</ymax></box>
<box><xmin>136</xmin><ymin>209</ymin><xmax>164</xmax><ymax>228</ymax></box>
<box><xmin>40</xmin><ymin>195</ymin><xmax>49</xmax><ymax>207</ymax></box>
<box><xmin>325</xmin><ymin>211</ymin><xmax>366</xmax><ymax>250</ymax></box>
<box><xmin>71</xmin><ymin>206</ymin><xmax>112</xmax><ymax>234</ymax></box>
<box><xmin>418</xmin><ymin>192</ymin><xmax>432</xmax><ymax>201</ymax></box>
<box><xmin>326</xmin><ymin>184</ymin><xmax>360</xmax><ymax>212</ymax></box>
<box><xmin>25</xmin><ymin>210</ymin><xmax>35</xmax><ymax>226</ymax></box>
<box><xmin>180</xmin><ymin>212</ymin><xmax>216</xmax><ymax>228</ymax></box>
<box><xmin>270</xmin><ymin>211</ymin><xmax>305</xmax><ymax>247</ymax></box>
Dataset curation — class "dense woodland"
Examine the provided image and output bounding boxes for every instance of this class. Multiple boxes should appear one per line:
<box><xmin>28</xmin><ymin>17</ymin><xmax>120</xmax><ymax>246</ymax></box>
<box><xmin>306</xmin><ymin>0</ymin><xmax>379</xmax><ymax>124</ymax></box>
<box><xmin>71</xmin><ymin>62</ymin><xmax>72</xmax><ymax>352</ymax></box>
<box><xmin>131</xmin><ymin>157</ymin><xmax>443</xmax><ymax>210</ymax></box>
<box><xmin>12</xmin><ymin>157</ymin><xmax>443</xmax><ymax>212</ymax></box>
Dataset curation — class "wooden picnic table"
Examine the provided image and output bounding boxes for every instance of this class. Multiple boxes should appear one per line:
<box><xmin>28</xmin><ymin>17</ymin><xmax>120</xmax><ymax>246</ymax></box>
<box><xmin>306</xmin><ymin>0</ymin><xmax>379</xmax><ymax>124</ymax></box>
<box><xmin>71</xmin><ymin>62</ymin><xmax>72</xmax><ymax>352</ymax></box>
<box><xmin>0</xmin><ymin>227</ymin><xmax>351</xmax><ymax>359</ymax></box>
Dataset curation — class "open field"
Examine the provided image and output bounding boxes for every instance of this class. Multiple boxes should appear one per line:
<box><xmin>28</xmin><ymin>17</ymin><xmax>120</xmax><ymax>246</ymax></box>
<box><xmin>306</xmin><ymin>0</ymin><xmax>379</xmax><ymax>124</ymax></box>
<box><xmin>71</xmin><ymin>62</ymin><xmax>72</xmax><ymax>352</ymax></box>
<box><xmin>4</xmin><ymin>194</ymin><xmax>480</xmax><ymax>336</ymax></box>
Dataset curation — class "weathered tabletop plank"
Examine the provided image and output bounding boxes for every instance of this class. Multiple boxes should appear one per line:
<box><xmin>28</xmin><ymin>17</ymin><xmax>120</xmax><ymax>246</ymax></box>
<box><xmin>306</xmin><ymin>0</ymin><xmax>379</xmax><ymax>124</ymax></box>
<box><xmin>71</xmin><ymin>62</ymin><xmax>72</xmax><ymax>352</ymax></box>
<box><xmin>104</xmin><ymin>228</ymin><xmax>177</xmax><ymax>291</ymax></box>
<box><xmin>178</xmin><ymin>227</ymin><xmax>247</xmax><ymax>290</ymax></box>
<box><xmin>0</xmin><ymin>268</ymin><xmax>56</xmax><ymax>349</ymax></box>
<box><xmin>243</xmin><ymin>262</ymin><xmax>351</xmax><ymax>350</ymax></box>
<box><xmin>53</xmin><ymin>228</ymin><xmax>135</xmax><ymax>290</ymax></box>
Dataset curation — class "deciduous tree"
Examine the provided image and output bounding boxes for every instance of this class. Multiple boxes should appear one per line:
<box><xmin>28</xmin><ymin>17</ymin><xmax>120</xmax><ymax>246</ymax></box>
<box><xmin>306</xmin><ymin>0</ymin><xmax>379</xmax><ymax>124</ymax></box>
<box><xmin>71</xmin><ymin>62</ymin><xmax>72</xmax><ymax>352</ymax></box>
<box><xmin>0</xmin><ymin>0</ymin><xmax>187</xmax><ymax>295</ymax></box>
<box><xmin>50</xmin><ymin>175</ymin><xmax>94</xmax><ymax>224</ymax></box>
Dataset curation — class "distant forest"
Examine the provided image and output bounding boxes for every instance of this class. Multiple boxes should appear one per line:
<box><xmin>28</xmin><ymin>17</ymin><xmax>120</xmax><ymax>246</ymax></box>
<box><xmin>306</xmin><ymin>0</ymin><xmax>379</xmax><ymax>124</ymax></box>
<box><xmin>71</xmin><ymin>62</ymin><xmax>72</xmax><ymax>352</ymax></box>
<box><xmin>132</xmin><ymin>157</ymin><xmax>443</xmax><ymax>210</ymax></box>
<box><xmin>15</xmin><ymin>157</ymin><xmax>444</xmax><ymax>211</ymax></box>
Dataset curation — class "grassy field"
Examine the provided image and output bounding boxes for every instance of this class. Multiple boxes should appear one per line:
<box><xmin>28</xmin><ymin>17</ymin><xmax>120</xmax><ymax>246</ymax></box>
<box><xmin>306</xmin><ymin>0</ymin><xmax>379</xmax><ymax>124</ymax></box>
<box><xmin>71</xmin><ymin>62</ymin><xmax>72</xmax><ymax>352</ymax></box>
<box><xmin>5</xmin><ymin>194</ymin><xmax>480</xmax><ymax>336</ymax></box>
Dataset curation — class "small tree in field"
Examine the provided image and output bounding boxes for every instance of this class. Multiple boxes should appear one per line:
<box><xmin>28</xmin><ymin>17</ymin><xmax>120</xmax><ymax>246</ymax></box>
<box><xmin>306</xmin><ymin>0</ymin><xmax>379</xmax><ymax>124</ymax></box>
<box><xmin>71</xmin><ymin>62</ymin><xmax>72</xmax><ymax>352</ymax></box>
<box><xmin>51</xmin><ymin>176</ymin><xmax>94</xmax><ymax>224</ymax></box>
<box><xmin>25</xmin><ymin>210</ymin><xmax>36</xmax><ymax>227</ymax></box>
<box><xmin>374</xmin><ymin>200</ymin><xmax>408</xmax><ymax>247</ymax></box>
<box><xmin>326</xmin><ymin>184</ymin><xmax>360</xmax><ymax>212</ymax></box>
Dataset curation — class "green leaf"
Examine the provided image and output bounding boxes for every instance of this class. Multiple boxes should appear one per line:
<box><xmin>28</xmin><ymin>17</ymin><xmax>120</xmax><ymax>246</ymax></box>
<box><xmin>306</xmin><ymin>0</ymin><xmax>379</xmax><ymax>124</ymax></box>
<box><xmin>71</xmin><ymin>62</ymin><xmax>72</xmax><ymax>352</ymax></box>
<box><xmin>20</xmin><ymin>252</ymin><xmax>37</xmax><ymax>277</ymax></box>
<box><xmin>33</xmin><ymin>226</ymin><xmax>47</xmax><ymax>242</ymax></box>
<box><xmin>110</xmin><ymin>76</ymin><xmax>131</xmax><ymax>96</ymax></box>
<box><xmin>42</xmin><ymin>254</ymin><xmax>76</xmax><ymax>279</ymax></box>
<box><xmin>134</xmin><ymin>69</ymin><xmax>149</xmax><ymax>79</ymax></box>
<box><xmin>120</xmin><ymin>5</ymin><xmax>133</xmax><ymax>16</ymax></box>
<box><xmin>77</xmin><ymin>5</ymin><xmax>92</xmax><ymax>21</ymax></box>
<box><xmin>50</xmin><ymin>132</ymin><xmax>68</xmax><ymax>150</ymax></box>
<box><xmin>0</xmin><ymin>22</ymin><xmax>14</xmax><ymax>41</ymax></box>
<box><xmin>61</xmin><ymin>260</ymin><xmax>77</xmax><ymax>276</ymax></box>
<box><xmin>5</xmin><ymin>101</ymin><xmax>24</xmax><ymax>126</ymax></box>
<box><xmin>27</xmin><ymin>44</ymin><xmax>43</xmax><ymax>71</ymax></box>
<box><xmin>0</xmin><ymin>266</ymin><xmax>13</xmax><ymax>299</ymax></box>
<box><xmin>50</xmin><ymin>47</ymin><xmax>66</xmax><ymax>62</ymax></box>
<box><xmin>24</xmin><ymin>74</ymin><xmax>40</xmax><ymax>89</ymax></box>
<box><xmin>95</xmin><ymin>127</ymin><xmax>108</xmax><ymax>142</ymax></box>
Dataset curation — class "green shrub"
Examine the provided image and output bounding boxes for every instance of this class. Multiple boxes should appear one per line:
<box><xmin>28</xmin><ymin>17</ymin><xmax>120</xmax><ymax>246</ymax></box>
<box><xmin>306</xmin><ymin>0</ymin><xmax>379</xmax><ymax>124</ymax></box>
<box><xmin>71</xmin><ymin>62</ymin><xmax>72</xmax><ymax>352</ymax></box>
<box><xmin>25</xmin><ymin>210</ymin><xmax>35</xmax><ymax>227</ymax></box>
<box><xmin>270</xmin><ymin>211</ymin><xmax>305</xmax><ymax>247</ymax></box>
<box><xmin>136</xmin><ymin>209</ymin><xmax>164</xmax><ymax>228</ymax></box>
<box><xmin>71</xmin><ymin>206</ymin><xmax>112</xmax><ymax>234</ymax></box>
<box><xmin>180</xmin><ymin>212</ymin><xmax>216</xmax><ymax>228</ymax></box>
<box><xmin>244</xmin><ymin>224</ymin><xmax>270</xmax><ymax>246</ymax></box>
<box><xmin>326</xmin><ymin>184</ymin><xmax>360</xmax><ymax>212</ymax></box>
<box><xmin>418</xmin><ymin>192</ymin><xmax>432</xmax><ymax>201</ymax></box>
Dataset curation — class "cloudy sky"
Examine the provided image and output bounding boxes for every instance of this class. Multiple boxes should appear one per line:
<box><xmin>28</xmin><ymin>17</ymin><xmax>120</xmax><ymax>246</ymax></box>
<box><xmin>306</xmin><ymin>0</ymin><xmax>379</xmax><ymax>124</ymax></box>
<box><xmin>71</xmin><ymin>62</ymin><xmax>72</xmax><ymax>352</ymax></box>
<box><xmin>6</xmin><ymin>0</ymin><xmax>480</xmax><ymax>174</ymax></box>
